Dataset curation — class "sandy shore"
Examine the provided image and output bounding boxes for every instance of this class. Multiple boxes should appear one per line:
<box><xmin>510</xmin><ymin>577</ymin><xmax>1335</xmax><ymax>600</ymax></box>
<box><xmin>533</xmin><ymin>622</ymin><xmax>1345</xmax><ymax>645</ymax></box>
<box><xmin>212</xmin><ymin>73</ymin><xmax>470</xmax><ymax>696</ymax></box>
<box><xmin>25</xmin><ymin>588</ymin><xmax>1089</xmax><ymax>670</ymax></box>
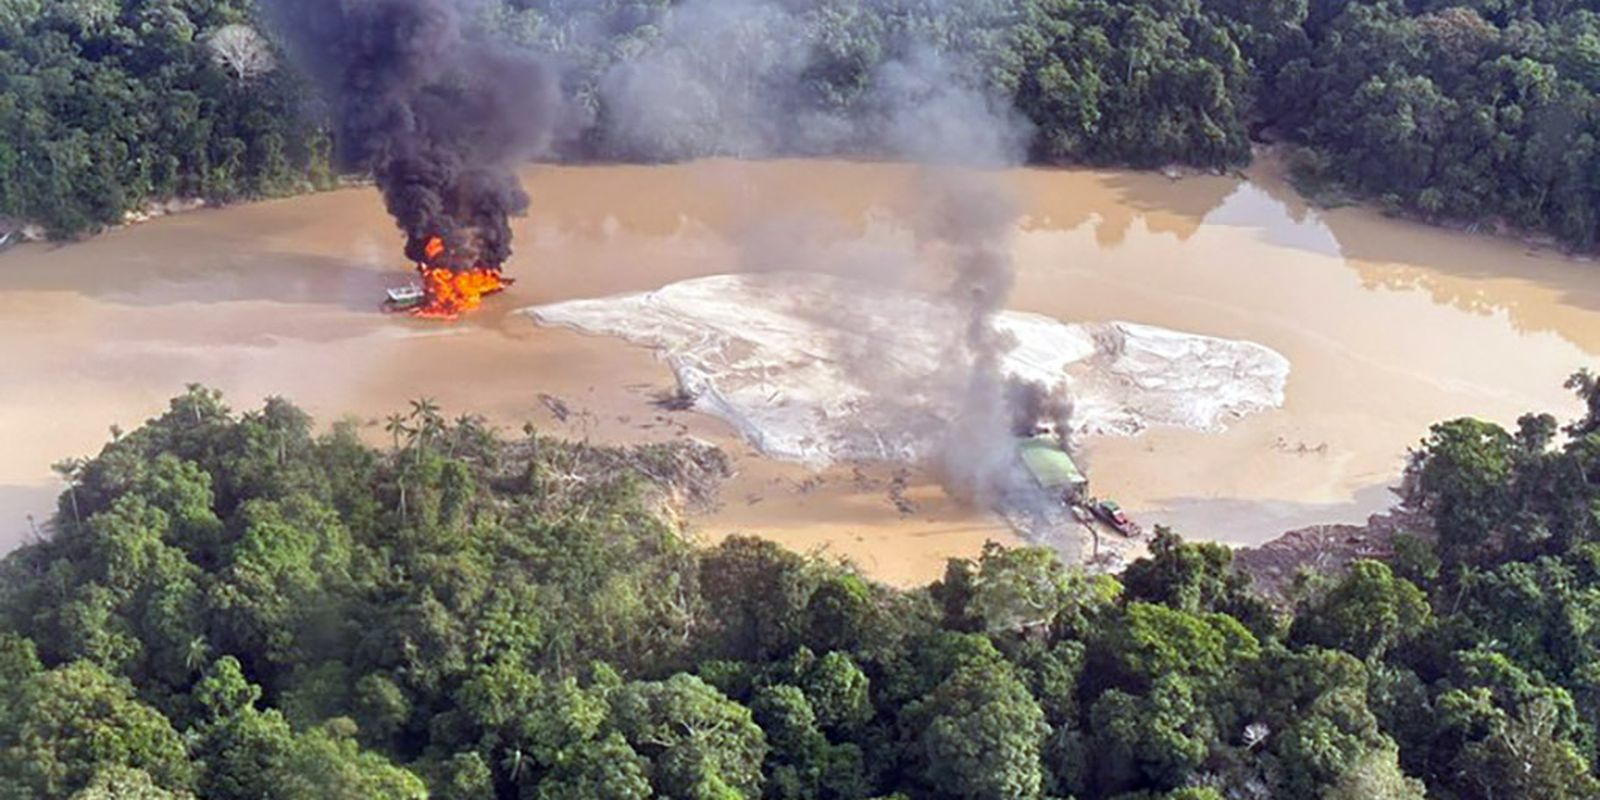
<box><xmin>1</xmin><ymin>159</ymin><xmax>1596</xmax><ymax>585</ymax></box>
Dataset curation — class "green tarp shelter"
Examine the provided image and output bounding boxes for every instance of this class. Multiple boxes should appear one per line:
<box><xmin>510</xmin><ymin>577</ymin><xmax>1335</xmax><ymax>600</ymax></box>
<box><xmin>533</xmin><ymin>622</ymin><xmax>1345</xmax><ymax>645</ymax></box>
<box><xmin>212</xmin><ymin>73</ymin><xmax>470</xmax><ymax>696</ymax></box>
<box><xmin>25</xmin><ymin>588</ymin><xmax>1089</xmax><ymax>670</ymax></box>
<box><xmin>1016</xmin><ymin>435</ymin><xmax>1086</xmax><ymax>492</ymax></box>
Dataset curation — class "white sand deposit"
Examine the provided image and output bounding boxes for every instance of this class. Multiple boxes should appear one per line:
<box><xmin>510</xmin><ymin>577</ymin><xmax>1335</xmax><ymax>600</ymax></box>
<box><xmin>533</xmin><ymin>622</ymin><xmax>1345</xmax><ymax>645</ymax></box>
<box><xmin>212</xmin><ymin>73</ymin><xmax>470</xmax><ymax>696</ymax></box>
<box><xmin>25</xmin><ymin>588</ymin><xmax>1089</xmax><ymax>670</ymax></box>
<box><xmin>526</xmin><ymin>272</ymin><xmax>1290</xmax><ymax>467</ymax></box>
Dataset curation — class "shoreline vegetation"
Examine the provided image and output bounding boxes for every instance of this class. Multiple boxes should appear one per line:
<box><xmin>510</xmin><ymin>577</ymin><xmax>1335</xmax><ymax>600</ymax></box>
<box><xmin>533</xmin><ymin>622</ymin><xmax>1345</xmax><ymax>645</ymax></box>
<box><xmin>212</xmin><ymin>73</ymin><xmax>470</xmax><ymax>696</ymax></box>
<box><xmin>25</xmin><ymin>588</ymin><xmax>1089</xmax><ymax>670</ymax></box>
<box><xmin>4</xmin><ymin>379</ymin><xmax>1600</xmax><ymax>798</ymax></box>
<box><xmin>11</xmin><ymin>1</ymin><xmax>1600</xmax><ymax>254</ymax></box>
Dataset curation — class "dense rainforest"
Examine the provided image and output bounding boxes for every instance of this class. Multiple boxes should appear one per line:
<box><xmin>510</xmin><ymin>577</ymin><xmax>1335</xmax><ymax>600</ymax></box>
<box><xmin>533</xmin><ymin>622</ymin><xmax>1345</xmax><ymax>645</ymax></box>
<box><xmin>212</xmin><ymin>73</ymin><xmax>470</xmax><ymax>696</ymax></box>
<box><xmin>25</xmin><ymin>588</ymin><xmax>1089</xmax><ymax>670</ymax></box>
<box><xmin>9</xmin><ymin>0</ymin><xmax>1600</xmax><ymax>247</ymax></box>
<box><xmin>2</xmin><ymin>377</ymin><xmax>1600</xmax><ymax>799</ymax></box>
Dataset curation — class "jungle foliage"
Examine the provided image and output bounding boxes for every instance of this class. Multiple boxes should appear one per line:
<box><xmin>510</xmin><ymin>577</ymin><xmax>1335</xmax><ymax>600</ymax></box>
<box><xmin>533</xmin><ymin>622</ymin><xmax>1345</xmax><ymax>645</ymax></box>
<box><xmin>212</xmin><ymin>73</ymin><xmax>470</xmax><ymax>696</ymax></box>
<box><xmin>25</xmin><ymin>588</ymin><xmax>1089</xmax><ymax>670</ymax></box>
<box><xmin>2</xmin><ymin>375</ymin><xmax>1600</xmax><ymax>798</ymax></box>
<box><xmin>13</xmin><ymin>0</ymin><xmax>1600</xmax><ymax>247</ymax></box>
<box><xmin>0</xmin><ymin>0</ymin><xmax>335</xmax><ymax>239</ymax></box>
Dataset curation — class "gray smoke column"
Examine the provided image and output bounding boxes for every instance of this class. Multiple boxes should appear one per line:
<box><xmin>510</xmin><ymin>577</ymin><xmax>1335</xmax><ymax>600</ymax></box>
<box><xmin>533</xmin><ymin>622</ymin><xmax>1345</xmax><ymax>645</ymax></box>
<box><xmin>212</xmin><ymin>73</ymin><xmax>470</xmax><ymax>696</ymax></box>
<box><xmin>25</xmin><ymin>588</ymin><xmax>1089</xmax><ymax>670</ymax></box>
<box><xmin>598</xmin><ymin>0</ymin><xmax>824</xmax><ymax>160</ymax></box>
<box><xmin>262</xmin><ymin>0</ymin><xmax>564</xmax><ymax>272</ymax></box>
<box><xmin>601</xmin><ymin>1</ymin><xmax>1061</xmax><ymax>513</ymax></box>
<box><xmin>871</xmin><ymin>48</ymin><xmax>1050</xmax><ymax>508</ymax></box>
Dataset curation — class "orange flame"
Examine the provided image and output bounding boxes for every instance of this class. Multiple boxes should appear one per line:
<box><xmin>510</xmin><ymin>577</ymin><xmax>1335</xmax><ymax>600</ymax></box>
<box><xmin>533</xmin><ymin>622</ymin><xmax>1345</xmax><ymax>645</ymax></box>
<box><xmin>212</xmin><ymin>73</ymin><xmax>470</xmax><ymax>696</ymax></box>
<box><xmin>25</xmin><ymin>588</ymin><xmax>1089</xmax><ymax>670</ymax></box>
<box><xmin>411</xmin><ymin>236</ymin><xmax>510</xmax><ymax>319</ymax></box>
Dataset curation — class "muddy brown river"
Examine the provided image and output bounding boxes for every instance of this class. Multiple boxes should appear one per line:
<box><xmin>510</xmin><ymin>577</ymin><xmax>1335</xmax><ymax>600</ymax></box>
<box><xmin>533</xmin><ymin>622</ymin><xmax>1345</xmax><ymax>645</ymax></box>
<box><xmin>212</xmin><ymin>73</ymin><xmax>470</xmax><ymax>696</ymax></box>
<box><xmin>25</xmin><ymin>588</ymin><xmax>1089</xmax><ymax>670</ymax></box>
<box><xmin>2</xmin><ymin>158</ymin><xmax>1596</xmax><ymax>585</ymax></box>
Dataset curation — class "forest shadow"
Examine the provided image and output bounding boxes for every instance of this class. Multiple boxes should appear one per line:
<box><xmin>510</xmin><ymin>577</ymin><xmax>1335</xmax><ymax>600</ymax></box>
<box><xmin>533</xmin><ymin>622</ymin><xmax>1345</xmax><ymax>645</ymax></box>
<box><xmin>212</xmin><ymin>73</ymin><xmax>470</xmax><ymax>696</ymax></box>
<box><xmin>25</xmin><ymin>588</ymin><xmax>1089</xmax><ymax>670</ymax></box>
<box><xmin>1082</xmin><ymin>171</ymin><xmax>1242</xmax><ymax>247</ymax></box>
<box><xmin>1333</xmin><ymin>223</ymin><xmax>1600</xmax><ymax>324</ymax></box>
<box><xmin>1245</xmin><ymin>167</ymin><xmax>1600</xmax><ymax>327</ymax></box>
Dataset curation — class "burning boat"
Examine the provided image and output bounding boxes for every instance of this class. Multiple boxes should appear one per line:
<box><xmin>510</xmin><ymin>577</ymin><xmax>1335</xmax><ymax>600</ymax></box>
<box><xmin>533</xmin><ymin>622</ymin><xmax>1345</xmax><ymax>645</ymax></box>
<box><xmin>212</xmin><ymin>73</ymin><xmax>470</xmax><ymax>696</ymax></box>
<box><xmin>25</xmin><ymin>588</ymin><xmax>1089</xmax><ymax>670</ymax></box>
<box><xmin>384</xmin><ymin>284</ymin><xmax>426</xmax><ymax>311</ymax></box>
<box><xmin>267</xmin><ymin>0</ymin><xmax>554</xmax><ymax>323</ymax></box>
<box><xmin>384</xmin><ymin>236</ymin><xmax>514</xmax><ymax>319</ymax></box>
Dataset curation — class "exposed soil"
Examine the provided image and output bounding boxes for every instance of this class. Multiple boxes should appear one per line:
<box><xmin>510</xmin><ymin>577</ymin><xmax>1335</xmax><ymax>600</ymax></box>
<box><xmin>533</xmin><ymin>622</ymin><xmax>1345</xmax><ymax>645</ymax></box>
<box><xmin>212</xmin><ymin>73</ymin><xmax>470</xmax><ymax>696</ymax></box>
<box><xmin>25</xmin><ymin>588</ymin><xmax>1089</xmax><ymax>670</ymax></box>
<box><xmin>1232</xmin><ymin>506</ymin><xmax>1433</xmax><ymax>601</ymax></box>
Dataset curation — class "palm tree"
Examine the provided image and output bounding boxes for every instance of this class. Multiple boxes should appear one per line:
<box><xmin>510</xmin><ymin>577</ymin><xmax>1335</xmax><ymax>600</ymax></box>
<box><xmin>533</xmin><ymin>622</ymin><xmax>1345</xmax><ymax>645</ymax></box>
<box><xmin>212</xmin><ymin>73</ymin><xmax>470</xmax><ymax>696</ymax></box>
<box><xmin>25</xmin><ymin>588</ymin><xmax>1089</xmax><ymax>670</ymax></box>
<box><xmin>184</xmin><ymin>636</ymin><xmax>211</xmax><ymax>673</ymax></box>
<box><xmin>51</xmin><ymin>457</ymin><xmax>86</xmax><ymax>526</ymax></box>
<box><xmin>384</xmin><ymin>410</ymin><xmax>419</xmax><ymax>522</ymax></box>
<box><xmin>383</xmin><ymin>413</ymin><xmax>412</xmax><ymax>453</ymax></box>
<box><xmin>409</xmin><ymin>397</ymin><xmax>444</xmax><ymax>454</ymax></box>
<box><xmin>409</xmin><ymin>397</ymin><xmax>441</xmax><ymax>421</ymax></box>
<box><xmin>501</xmin><ymin>747</ymin><xmax>525</xmax><ymax>783</ymax></box>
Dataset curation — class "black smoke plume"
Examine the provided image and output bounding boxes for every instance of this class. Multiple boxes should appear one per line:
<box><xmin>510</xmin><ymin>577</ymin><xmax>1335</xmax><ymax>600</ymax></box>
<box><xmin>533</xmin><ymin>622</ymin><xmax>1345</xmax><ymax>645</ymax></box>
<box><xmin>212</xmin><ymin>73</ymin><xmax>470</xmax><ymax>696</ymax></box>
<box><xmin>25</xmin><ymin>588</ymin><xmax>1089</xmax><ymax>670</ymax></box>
<box><xmin>263</xmin><ymin>0</ymin><xmax>564</xmax><ymax>272</ymax></box>
<box><xmin>1007</xmin><ymin>378</ymin><xmax>1074</xmax><ymax>439</ymax></box>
